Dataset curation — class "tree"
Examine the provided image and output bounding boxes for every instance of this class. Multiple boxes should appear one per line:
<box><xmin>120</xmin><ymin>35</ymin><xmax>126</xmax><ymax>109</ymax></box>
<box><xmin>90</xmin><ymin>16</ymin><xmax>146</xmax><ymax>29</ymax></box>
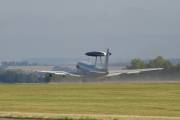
<box><xmin>128</xmin><ymin>58</ymin><xmax>145</xmax><ymax>69</ymax></box>
<box><xmin>147</xmin><ymin>56</ymin><xmax>172</xmax><ymax>69</ymax></box>
<box><xmin>173</xmin><ymin>63</ymin><xmax>180</xmax><ymax>70</ymax></box>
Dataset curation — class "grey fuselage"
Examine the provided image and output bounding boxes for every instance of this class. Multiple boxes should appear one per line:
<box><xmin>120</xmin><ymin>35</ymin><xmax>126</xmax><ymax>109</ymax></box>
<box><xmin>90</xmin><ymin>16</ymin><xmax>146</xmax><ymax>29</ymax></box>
<box><xmin>76</xmin><ymin>62</ymin><xmax>108</xmax><ymax>77</ymax></box>
<box><xmin>76</xmin><ymin>49</ymin><xmax>111</xmax><ymax>78</ymax></box>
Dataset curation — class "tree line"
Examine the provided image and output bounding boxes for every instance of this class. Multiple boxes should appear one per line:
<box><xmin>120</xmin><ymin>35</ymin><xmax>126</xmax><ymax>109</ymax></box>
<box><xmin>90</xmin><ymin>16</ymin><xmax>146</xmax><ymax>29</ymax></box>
<box><xmin>127</xmin><ymin>56</ymin><xmax>180</xmax><ymax>70</ymax></box>
<box><xmin>0</xmin><ymin>69</ymin><xmax>50</xmax><ymax>83</ymax></box>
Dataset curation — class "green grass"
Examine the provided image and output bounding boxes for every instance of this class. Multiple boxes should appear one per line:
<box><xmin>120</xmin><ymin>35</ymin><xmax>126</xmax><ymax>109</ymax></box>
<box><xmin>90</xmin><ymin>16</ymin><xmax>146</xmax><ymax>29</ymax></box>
<box><xmin>0</xmin><ymin>83</ymin><xmax>180</xmax><ymax>119</ymax></box>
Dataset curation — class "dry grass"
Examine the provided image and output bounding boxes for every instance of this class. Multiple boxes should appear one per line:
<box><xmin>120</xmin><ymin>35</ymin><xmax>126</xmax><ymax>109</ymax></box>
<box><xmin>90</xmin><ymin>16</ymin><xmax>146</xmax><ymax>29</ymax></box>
<box><xmin>0</xmin><ymin>83</ymin><xmax>180</xmax><ymax>120</ymax></box>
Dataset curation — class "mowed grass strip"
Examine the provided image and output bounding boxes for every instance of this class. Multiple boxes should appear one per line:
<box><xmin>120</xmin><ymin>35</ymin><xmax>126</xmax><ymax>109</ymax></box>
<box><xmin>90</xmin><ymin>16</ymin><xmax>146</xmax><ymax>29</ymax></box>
<box><xmin>0</xmin><ymin>83</ymin><xmax>180</xmax><ymax>118</ymax></box>
<box><xmin>0</xmin><ymin>112</ymin><xmax>180</xmax><ymax>120</ymax></box>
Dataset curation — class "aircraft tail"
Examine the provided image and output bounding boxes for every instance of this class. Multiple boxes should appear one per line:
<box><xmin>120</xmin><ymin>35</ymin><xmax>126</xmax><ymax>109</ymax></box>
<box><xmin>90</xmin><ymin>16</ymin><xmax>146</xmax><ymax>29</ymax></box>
<box><xmin>104</xmin><ymin>49</ymin><xmax>111</xmax><ymax>72</ymax></box>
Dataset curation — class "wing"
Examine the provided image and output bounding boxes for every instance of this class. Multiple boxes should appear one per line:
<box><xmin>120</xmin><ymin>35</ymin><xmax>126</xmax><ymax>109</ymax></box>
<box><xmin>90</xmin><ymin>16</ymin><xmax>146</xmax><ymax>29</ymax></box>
<box><xmin>107</xmin><ymin>68</ymin><xmax>163</xmax><ymax>77</ymax></box>
<box><xmin>39</xmin><ymin>71</ymin><xmax>81</xmax><ymax>77</ymax></box>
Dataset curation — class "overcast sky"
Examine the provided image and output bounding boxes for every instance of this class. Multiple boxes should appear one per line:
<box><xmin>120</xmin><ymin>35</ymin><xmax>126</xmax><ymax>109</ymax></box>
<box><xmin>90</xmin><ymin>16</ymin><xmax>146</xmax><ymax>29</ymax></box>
<box><xmin>0</xmin><ymin>0</ymin><xmax>180</xmax><ymax>61</ymax></box>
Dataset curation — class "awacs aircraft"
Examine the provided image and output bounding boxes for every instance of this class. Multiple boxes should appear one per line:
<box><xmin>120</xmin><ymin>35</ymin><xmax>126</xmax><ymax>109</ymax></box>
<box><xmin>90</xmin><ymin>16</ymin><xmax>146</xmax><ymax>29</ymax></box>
<box><xmin>40</xmin><ymin>49</ymin><xmax>163</xmax><ymax>78</ymax></box>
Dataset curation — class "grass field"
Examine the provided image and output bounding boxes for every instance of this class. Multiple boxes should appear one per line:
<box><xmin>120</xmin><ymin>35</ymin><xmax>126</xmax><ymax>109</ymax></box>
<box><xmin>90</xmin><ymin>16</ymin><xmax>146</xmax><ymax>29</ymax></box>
<box><xmin>0</xmin><ymin>83</ymin><xmax>180</xmax><ymax>120</ymax></box>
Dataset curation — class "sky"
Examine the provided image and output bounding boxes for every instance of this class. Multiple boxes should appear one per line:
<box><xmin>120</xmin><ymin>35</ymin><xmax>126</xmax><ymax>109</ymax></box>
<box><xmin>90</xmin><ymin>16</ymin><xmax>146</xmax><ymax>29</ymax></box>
<box><xmin>0</xmin><ymin>0</ymin><xmax>180</xmax><ymax>61</ymax></box>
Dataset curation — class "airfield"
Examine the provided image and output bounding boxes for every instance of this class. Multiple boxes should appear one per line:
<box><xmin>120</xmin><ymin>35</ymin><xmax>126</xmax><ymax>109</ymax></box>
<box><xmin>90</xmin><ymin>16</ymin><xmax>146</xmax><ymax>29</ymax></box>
<box><xmin>0</xmin><ymin>83</ymin><xmax>180</xmax><ymax>120</ymax></box>
<box><xmin>1</xmin><ymin>63</ymin><xmax>180</xmax><ymax>120</ymax></box>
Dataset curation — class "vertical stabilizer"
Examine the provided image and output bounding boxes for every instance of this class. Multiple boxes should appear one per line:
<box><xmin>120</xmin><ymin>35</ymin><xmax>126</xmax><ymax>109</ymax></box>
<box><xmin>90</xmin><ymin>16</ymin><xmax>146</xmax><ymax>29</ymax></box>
<box><xmin>104</xmin><ymin>49</ymin><xmax>111</xmax><ymax>72</ymax></box>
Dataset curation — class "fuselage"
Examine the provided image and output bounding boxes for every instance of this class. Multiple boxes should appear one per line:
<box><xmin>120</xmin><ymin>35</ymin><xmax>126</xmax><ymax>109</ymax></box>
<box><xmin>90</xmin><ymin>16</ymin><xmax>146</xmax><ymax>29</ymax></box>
<box><xmin>76</xmin><ymin>61</ymin><xmax>108</xmax><ymax>77</ymax></box>
<box><xmin>75</xmin><ymin>49</ymin><xmax>111</xmax><ymax>78</ymax></box>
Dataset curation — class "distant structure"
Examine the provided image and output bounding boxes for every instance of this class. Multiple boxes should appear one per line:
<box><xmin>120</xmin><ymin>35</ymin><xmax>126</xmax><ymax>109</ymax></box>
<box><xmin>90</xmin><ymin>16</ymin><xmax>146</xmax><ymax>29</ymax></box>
<box><xmin>0</xmin><ymin>60</ymin><xmax>53</xmax><ymax>73</ymax></box>
<box><xmin>1</xmin><ymin>61</ymin><xmax>38</xmax><ymax>68</ymax></box>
